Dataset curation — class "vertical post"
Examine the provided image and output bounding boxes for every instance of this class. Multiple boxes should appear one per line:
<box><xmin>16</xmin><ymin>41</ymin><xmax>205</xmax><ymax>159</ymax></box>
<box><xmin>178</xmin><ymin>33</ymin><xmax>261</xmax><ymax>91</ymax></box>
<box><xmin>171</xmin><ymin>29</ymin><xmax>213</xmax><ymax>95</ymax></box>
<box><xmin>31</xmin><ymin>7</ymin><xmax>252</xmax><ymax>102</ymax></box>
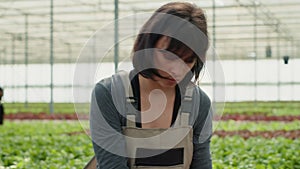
<box><xmin>11</xmin><ymin>35</ymin><xmax>15</xmax><ymax>65</ymax></box>
<box><xmin>92</xmin><ymin>36</ymin><xmax>96</xmax><ymax>63</ymax></box>
<box><xmin>253</xmin><ymin>2</ymin><xmax>257</xmax><ymax>105</ymax></box>
<box><xmin>133</xmin><ymin>9</ymin><xmax>137</xmax><ymax>36</ymax></box>
<box><xmin>0</xmin><ymin>49</ymin><xmax>2</xmax><ymax>64</ymax></box>
<box><xmin>291</xmin><ymin>40</ymin><xmax>295</xmax><ymax>101</ymax></box>
<box><xmin>212</xmin><ymin>0</ymin><xmax>216</xmax><ymax>110</ymax></box>
<box><xmin>114</xmin><ymin>0</ymin><xmax>119</xmax><ymax>73</ymax></box>
<box><xmin>67</xmin><ymin>43</ymin><xmax>72</xmax><ymax>63</ymax></box>
<box><xmin>3</xmin><ymin>48</ymin><xmax>6</xmax><ymax>64</ymax></box>
<box><xmin>25</xmin><ymin>14</ymin><xmax>28</xmax><ymax>108</ymax></box>
<box><xmin>233</xmin><ymin>46</ymin><xmax>237</xmax><ymax>102</ymax></box>
<box><xmin>1</xmin><ymin>48</ymin><xmax>5</xmax><ymax>64</ymax></box>
<box><xmin>50</xmin><ymin>0</ymin><xmax>54</xmax><ymax>114</ymax></box>
<box><xmin>295</xmin><ymin>40</ymin><xmax>300</xmax><ymax>57</ymax></box>
<box><xmin>67</xmin><ymin>43</ymin><xmax>72</xmax><ymax>103</ymax></box>
<box><xmin>11</xmin><ymin>35</ymin><xmax>16</xmax><ymax>103</ymax></box>
<box><xmin>276</xmin><ymin>29</ymin><xmax>281</xmax><ymax>102</ymax></box>
<box><xmin>66</xmin><ymin>43</ymin><xmax>72</xmax><ymax>103</ymax></box>
<box><xmin>90</xmin><ymin>35</ymin><xmax>97</xmax><ymax>96</ymax></box>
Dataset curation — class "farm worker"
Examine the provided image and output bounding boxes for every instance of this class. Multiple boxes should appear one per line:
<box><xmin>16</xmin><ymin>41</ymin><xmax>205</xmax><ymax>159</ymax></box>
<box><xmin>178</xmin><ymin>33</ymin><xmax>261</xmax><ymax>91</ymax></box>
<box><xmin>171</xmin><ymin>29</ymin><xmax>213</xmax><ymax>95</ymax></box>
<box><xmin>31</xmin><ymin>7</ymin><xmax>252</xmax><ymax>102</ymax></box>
<box><xmin>88</xmin><ymin>2</ymin><xmax>212</xmax><ymax>169</ymax></box>
<box><xmin>0</xmin><ymin>87</ymin><xmax>4</xmax><ymax>125</ymax></box>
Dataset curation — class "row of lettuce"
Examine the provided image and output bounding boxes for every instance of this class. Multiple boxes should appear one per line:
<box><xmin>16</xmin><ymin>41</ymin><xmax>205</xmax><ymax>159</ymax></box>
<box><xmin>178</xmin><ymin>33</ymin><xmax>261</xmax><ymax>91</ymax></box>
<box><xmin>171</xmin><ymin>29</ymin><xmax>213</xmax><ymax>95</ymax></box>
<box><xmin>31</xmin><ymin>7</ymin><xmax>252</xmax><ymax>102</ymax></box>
<box><xmin>0</xmin><ymin>121</ymin><xmax>299</xmax><ymax>168</ymax></box>
<box><xmin>4</xmin><ymin>101</ymin><xmax>300</xmax><ymax>115</ymax></box>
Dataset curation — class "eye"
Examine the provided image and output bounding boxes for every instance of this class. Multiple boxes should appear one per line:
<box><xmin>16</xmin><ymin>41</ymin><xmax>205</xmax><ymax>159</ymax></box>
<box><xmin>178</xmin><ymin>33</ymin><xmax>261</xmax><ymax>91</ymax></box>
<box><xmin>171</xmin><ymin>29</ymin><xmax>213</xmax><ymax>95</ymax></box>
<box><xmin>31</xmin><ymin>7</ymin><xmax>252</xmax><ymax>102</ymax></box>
<box><xmin>158</xmin><ymin>50</ymin><xmax>177</xmax><ymax>60</ymax></box>
<box><xmin>184</xmin><ymin>57</ymin><xmax>196</xmax><ymax>63</ymax></box>
<box><xmin>164</xmin><ymin>54</ymin><xmax>177</xmax><ymax>60</ymax></box>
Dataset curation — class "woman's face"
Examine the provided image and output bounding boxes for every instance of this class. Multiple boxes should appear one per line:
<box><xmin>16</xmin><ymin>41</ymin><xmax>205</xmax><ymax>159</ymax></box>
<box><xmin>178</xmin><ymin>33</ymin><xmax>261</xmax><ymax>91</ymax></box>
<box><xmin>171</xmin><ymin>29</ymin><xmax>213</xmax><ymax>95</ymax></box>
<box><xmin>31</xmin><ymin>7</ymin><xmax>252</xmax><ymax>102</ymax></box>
<box><xmin>153</xmin><ymin>36</ymin><xmax>196</xmax><ymax>88</ymax></box>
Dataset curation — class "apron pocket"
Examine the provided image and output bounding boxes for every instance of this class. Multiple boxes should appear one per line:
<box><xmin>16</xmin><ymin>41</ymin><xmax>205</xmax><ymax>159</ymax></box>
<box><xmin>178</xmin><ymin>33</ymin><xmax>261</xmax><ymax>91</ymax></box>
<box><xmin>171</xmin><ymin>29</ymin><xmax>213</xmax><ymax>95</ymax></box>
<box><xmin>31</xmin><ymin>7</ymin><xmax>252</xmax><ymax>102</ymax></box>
<box><xmin>135</xmin><ymin>148</ymin><xmax>184</xmax><ymax>166</ymax></box>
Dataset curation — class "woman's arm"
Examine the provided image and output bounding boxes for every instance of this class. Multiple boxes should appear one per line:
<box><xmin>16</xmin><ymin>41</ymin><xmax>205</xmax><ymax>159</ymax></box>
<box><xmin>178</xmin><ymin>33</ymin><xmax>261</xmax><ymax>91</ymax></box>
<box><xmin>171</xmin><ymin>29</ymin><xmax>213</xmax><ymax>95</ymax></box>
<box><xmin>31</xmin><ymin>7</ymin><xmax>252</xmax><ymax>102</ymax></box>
<box><xmin>190</xmin><ymin>88</ymin><xmax>212</xmax><ymax>169</ymax></box>
<box><xmin>90</xmin><ymin>80</ymin><xmax>129</xmax><ymax>169</ymax></box>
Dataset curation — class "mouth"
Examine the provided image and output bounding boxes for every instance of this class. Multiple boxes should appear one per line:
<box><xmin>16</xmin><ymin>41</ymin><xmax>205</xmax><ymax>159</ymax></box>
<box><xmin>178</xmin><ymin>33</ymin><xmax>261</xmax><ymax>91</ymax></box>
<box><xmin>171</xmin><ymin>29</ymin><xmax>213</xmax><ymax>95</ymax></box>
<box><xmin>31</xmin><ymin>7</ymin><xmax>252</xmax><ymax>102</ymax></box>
<box><xmin>166</xmin><ymin>77</ymin><xmax>179</xmax><ymax>82</ymax></box>
<box><xmin>156</xmin><ymin>71</ymin><xmax>180</xmax><ymax>82</ymax></box>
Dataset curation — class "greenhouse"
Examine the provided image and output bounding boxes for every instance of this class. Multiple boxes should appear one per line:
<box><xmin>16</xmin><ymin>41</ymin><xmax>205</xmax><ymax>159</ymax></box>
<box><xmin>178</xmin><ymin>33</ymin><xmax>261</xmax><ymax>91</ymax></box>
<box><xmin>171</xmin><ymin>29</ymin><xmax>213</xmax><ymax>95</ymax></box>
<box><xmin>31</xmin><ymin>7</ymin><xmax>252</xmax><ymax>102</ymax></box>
<box><xmin>0</xmin><ymin>0</ymin><xmax>299</xmax><ymax>168</ymax></box>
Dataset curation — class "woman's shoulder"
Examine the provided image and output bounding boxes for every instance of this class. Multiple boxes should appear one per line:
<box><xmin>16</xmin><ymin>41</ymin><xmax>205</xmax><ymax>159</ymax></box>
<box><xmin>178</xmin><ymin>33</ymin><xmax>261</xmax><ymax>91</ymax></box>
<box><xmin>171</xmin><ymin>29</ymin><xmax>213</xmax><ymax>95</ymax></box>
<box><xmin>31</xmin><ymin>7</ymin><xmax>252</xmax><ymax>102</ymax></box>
<box><xmin>94</xmin><ymin>77</ymin><xmax>113</xmax><ymax>94</ymax></box>
<box><xmin>187</xmin><ymin>83</ymin><xmax>211</xmax><ymax>105</ymax></box>
<box><xmin>94</xmin><ymin>70</ymin><xmax>133</xmax><ymax>91</ymax></box>
<box><xmin>197</xmin><ymin>86</ymin><xmax>211</xmax><ymax>105</ymax></box>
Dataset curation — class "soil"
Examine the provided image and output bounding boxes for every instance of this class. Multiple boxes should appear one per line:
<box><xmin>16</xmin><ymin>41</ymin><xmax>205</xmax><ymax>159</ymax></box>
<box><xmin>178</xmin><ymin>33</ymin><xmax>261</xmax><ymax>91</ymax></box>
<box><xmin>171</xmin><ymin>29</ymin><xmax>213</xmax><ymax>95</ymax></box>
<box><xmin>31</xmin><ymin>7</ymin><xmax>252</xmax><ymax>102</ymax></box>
<box><xmin>214</xmin><ymin>130</ymin><xmax>300</xmax><ymax>139</ymax></box>
<box><xmin>4</xmin><ymin>112</ymin><xmax>88</xmax><ymax>120</ymax></box>
<box><xmin>7</xmin><ymin>113</ymin><xmax>297</xmax><ymax>139</ymax></box>
<box><xmin>219</xmin><ymin>114</ymin><xmax>300</xmax><ymax>121</ymax></box>
<box><xmin>5</xmin><ymin>113</ymin><xmax>300</xmax><ymax>121</ymax></box>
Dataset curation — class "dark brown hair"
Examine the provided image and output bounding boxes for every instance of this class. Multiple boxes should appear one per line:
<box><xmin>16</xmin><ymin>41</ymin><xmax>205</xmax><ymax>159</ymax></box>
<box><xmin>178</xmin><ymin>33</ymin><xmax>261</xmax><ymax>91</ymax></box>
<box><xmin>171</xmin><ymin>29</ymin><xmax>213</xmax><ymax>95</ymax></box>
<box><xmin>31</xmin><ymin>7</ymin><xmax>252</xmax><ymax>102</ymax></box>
<box><xmin>132</xmin><ymin>2</ymin><xmax>209</xmax><ymax>82</ymax></box>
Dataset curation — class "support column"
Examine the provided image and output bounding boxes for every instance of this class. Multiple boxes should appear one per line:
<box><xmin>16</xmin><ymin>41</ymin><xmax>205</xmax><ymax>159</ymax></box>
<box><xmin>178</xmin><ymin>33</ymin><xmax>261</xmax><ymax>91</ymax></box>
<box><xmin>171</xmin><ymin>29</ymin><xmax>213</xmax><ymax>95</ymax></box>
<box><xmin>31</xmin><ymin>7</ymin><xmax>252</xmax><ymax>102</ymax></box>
<box><xmin>25</xmin><ymin>14</ymin><xmax>28</xmax><ymax>108</ymax></box>
<box><xmin>50</xmin><ymin>0</ymin><xmax>54</xmax><ymax>113</ymax></box>
<box><xmin>114</xmin><ymin>0</ymin><xmax>119</xmax><ymax>73</ymax></box>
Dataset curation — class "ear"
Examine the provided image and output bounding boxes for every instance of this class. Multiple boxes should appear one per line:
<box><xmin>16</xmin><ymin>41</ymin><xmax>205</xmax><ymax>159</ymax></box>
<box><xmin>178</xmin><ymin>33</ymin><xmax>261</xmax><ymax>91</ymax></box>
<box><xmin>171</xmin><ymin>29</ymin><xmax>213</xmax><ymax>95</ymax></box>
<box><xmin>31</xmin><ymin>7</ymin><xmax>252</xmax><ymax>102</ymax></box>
<box><xmin>155</xmin><ymin>36</ymin><xmax>171</xmax><ymax>49</ymax></box>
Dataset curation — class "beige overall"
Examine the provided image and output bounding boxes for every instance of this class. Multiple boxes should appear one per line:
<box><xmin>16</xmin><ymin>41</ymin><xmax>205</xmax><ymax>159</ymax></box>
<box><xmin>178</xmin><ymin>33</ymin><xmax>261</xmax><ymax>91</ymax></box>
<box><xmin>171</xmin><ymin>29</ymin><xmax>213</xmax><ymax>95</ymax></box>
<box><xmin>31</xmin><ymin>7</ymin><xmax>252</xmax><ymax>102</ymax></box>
<box><xmin>123</xmin><ymin>113</ymin><xmax>193</xmax><ymax>169</ymax></box>
<box><xmin>85</xmin><ymin>71</ymin><xmax>195</xmax><ymax>169</ymax></box>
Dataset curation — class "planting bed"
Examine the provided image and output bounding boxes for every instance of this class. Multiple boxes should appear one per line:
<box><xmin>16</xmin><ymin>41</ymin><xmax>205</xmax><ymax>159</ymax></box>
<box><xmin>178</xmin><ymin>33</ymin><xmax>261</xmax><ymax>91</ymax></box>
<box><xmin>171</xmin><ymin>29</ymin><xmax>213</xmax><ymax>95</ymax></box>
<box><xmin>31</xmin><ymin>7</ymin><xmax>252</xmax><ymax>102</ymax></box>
<box><xmin>4</xmin><ymin>113</ymin><xmax>88</xmax><ymax>120</ymax></box>
<box><xmin>5</xmin><ymin>112</ymin><xmax>300</xmax><ymax>121</ymax></box>
<box><xmin>1</xmin><ymin>121</ymin><xmax>299</xmax><ymax>169</ymax></box>
<box><xmin>1</xmin><ymin>101</ymin><xmax>299</xmax><ymax>168</ymax></box>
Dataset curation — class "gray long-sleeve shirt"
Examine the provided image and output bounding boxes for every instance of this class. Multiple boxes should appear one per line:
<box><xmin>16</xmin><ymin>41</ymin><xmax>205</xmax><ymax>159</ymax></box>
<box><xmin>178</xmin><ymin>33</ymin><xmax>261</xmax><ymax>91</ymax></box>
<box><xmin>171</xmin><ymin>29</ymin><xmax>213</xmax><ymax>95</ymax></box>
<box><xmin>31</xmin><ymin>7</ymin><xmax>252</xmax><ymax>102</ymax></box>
<box><xmin>90</xmin><ymin>71</ymin><xmax>212</xmax><ymax>169</ymax></box>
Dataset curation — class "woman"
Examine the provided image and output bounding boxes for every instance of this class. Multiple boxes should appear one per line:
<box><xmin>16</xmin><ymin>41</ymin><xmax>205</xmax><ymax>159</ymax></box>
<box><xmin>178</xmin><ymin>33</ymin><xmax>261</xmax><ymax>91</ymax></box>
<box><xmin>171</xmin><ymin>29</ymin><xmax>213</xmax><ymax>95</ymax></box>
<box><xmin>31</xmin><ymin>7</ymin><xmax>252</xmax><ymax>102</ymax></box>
<box><xmin>89</xmin><ymin>2</ymin><xmax>212</xmax><ymax>169</ymax></box>
<box><xmin>0</xmin><ymin>87</ymin><xmax>4</xmax><ymax>125</ymax></box>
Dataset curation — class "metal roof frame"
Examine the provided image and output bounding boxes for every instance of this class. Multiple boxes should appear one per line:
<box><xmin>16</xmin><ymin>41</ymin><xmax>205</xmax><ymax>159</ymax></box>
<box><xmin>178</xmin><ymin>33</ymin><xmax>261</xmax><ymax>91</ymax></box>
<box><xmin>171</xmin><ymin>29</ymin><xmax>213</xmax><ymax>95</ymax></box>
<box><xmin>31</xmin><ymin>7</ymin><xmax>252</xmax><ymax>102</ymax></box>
<box><xmin>0</xmin><ymin>0</ymin><xmax>299</xmax><ymax>63</ymax></box>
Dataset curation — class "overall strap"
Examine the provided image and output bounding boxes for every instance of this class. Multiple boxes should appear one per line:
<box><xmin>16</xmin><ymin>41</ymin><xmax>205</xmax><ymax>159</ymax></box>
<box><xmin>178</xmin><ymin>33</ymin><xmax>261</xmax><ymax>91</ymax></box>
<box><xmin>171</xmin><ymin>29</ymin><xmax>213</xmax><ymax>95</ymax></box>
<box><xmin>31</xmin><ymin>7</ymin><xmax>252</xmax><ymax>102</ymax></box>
<box><xmin>114</xmin><ymin>70</ymin><xmax>136</xmax><ymax>128</ymax></box>
<box><xmin>84</xmin><ymin>71</ymin><xmax>135</xmax><ymax>169</ymax></box>
<box><xmin>174</xmin><ymin>84</ymin><xmax>199</xmax><ymax>127</ymax></box>
<box><xmin>118</xmin><ymin>71</ymin><xmax>134</xmax><ymax>103</ymax></box>
<box><xmin>113</xmin><ymin>71</ymin><xmax>200</xmax><ymax>128</ymax></box>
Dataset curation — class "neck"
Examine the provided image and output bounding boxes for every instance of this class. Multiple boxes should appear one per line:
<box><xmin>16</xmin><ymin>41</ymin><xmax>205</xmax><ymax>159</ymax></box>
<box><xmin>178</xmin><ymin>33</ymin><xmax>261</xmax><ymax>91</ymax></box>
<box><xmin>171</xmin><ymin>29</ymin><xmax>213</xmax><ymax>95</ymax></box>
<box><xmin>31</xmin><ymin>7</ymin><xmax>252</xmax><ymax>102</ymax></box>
<box><xmin>138</xmin><ymin>74</ymin><xmax>175</xmax><ymax>94</ymax></box>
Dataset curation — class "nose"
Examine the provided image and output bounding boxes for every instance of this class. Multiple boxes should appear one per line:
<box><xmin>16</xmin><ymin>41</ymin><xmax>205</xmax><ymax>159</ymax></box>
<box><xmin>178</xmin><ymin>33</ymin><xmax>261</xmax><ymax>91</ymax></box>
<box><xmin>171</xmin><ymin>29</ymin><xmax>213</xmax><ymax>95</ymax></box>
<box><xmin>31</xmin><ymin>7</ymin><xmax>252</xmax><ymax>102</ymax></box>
<box><xmin>168</xmin><ymin>60</ymin><xmax>185</xmax><ymax>78</ymax></box>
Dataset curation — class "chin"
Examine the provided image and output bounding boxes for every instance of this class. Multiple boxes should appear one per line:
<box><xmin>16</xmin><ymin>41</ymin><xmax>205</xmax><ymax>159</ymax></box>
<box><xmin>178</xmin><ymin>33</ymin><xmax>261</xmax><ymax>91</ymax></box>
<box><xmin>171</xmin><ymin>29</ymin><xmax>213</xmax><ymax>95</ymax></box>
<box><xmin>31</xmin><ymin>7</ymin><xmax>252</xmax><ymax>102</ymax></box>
<box><xmin>161</xmin><ymin>80</ymin><xmax>178</xmax><ymax>88</ymax></box>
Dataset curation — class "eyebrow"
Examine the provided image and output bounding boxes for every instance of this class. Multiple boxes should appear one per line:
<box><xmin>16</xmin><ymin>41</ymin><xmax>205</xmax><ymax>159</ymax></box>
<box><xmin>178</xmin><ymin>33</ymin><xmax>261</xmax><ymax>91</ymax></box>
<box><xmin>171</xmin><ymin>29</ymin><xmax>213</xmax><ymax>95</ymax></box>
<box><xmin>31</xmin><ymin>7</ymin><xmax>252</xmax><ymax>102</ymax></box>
<box><xmin>175</xmin><ymin>49</ymin><xmax>195</xmax><ymax>60</ymax></box>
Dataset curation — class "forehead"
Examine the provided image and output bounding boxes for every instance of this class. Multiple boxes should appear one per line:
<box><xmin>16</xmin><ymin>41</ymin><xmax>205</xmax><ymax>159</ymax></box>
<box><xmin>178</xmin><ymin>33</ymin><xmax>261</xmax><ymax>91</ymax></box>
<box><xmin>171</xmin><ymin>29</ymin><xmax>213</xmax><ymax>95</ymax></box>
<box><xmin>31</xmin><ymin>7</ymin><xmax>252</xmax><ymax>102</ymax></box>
<box><xmin>172</xmin><ymin>46</ymin><xmax>195</xmax><ymax>59</ymax></box>
<box><xmin>155</xmin><ymin>36</ymin><xmax>196</xmax><ymax>59</ymax></box>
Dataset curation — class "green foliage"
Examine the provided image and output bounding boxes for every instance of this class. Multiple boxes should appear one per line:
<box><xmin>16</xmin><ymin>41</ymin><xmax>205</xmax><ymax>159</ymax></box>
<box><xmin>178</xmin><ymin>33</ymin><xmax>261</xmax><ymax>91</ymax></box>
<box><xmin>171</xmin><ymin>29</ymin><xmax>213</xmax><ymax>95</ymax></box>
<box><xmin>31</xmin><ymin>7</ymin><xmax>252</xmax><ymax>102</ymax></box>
<box><xmin>3</xmin><ymin>103</ymin><xmax>89</xmax><ymax>114</ymax></box>
<box><xmin>4</xmin><ymin>101</ymin><xmax>300</xmax><ymax>115</ymax></box>
<box><xmin>1</xmin><ymin>121</ymin><xmax>300</xmax><ymax>168</ymax></box>
<box><xmin>0</xmin><ymin>121</ymin><xmax>93</xmax><ymax>168</ymax></box>
<box><xmin>215</xmin><ymin>120</ymin><xmax>300</xmax><ymax>131</ymax></box>
<box><xmin>3</xmin><ymin>101</ymin><xmax>300</xmax><ymax>115</ymax></box>
<box><xmin>211</xmin><ymin>136</ymin><xmax>300</xmax><ymax>169</ymax></box>
<box><xmin>222</xmin><ymin>101</ymin><xmax>300</xmax><ymax>116</ymax></box>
